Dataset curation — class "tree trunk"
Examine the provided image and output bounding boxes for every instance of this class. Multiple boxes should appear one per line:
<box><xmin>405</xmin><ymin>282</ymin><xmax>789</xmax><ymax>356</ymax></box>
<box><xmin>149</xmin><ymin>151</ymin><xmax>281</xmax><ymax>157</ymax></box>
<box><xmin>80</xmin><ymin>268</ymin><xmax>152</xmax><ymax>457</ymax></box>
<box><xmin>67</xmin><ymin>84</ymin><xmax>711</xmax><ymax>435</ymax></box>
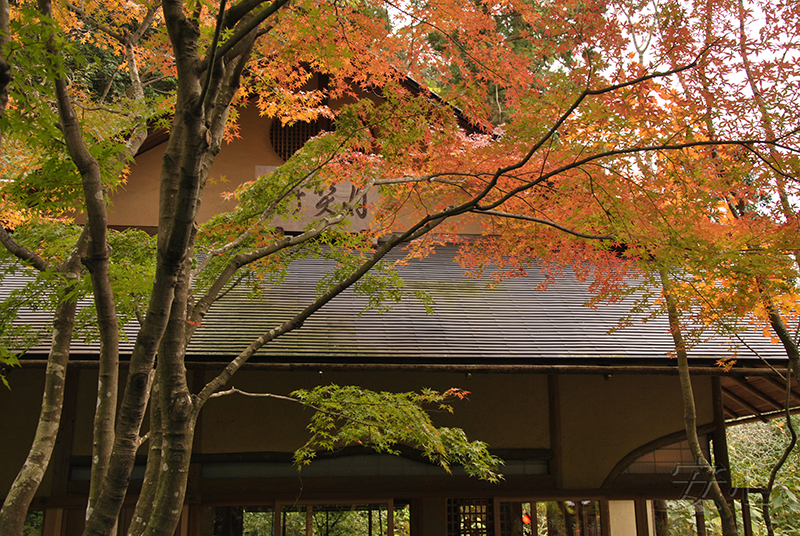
<box><xmin>660</xmin><ymin>268</ymin><xmax>738</xmax><ymax>536</ymax></box>
<box><xmin>51</xmin><ymin>51</ymin><xmax>121</xmax><ymax>528</ymax></box>
<box><xmin>140</xmin><ymin>259</ymin><xmax>197</xmax><ymax>536</ymax></box>
<box><xmin>127</xmin><ymin>381</ymin><xmax>163</xmax><ymax>536</ymax></box>
<box><xmin>0</xmin><ymin>286</ymin><xmax>77</xmax><ymax>535</ymax></box>
<box><xmin>0</xmin><ymin>0</ymin><xmax>9</xmax><ymax>136</ymax></box>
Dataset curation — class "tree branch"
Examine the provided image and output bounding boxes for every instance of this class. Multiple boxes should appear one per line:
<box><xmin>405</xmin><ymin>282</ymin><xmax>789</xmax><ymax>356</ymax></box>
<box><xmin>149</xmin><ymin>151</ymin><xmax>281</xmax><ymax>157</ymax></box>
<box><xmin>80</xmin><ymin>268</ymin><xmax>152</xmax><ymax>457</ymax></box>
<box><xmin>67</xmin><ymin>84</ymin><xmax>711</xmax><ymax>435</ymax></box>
<box><xmin>470</xmin><ymin>209</ymin><xmax>615</xmax><ymax>240</ymax></box>
<box><xmin>197</xmin><ymin>0</ymin><xmax>228</xmax><ymax>109</ymax></box>
<box><xmin>479</xmin><ymin>138</ymin><xmax>795</xmax><ymax>212</ymax></box>
<box><xmin>187</xmin><ymin>180</ymin><xmax>375</xmax><ymax>340</ymax></box>
<box><xmin>194</xmin><ymin>207</ymin><xmax>450</xmax><ymax>408</ymax></box>
<box><xmin>203</xmin><ymin>0</ymin><xmax>291</xmax><ymax>70</ymax></box>
<box><xmin>209</xmin><ymin>387</ymin><xmax>378</xmax><ymax>427</ymax></box>
<box><xmin>64</xmin><ymin>1</ymin><xmax>125</xmax><ymax>42</ymax></box>
<box><xmin>0</xmin><ymin>226</ymin><xmax>51</xmax><ymax>271</ymax></box>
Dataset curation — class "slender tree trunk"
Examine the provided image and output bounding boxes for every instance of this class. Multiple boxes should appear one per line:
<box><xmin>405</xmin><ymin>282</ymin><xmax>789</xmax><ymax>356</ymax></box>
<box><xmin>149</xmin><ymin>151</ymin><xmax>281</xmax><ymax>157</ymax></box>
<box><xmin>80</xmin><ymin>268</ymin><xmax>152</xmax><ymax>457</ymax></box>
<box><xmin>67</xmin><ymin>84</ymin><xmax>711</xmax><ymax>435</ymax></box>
<box><xmin>48</xmin><ymin>32</ymin><xmax>121</xmax><ymax>532</ymax></box>
<box><xmin>127</xmin><ymin>380</ymin><xmax>163</xmax><ymax>536</ymax></box>
<box><xmin>0</xmin><ymin>284</ymin><xmax>78</xmax><ymax>535</ymax></box>
<box><xmin>659</xmin><ymin>268</ymin><xmax>738</xmax><ymax>536</ymax></box>
<box><xmin>0</xmin><ymin>0</ymin><xmax>9</xmax><ymax>136</ymax></box>
<box><xmin>141</xmin><ymin>260</ymin><xmax>197</xmax><ymax>536</ymax></box>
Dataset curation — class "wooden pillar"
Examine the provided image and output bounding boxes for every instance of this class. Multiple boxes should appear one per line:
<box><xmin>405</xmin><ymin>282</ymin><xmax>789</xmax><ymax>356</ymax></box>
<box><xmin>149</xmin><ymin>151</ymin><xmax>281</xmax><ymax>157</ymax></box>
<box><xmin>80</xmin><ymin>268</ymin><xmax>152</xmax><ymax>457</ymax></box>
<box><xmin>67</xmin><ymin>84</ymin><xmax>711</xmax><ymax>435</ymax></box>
<box><xmin>634</xmin><ymin>499</ymin><xmax>650</xmax><ymax>536</ymax></box>
<box><xmin>741</xmin><ymin>492</ymin><xmax>754</xmax><ymax>536</ymax></box>
<box><xmin>388</xmin><ymin>498</ymin><xmax>395</xmax><ymax>536</ymax></box>
<box><xmin>711</xmin><ymin>377</ymin><xmax>732</xmax><ymax>494</ymax></box>
<box><xmin>600</xmin><ymin>501</ymin><xmax>612</xmax><ymax>536</ymax></box>
<box><xmin>548</xmin><ymin>375</ymin><xmax>563</xmax><ymax>489</ymax></box>
<box><xmin>177</xmin><ymin>505</ymin><xmax>189</xmax><ymax>536</ymax></box>
<box><xmin>652</xmin><ymin>500</ymin><xmax>668</xmax><ymax>536</ymax></box>
<box><xmin>274</xmin><ymin>505</ymin><xmax>282</xmax><ymax>536</ymax></box>
<box><xmin>42</xmin><ymin>508</ymin><xmax>66</xmax><ymax>536</ymax></box>
<box><xmin>492</xmin><ymin>497</ymin><xmax>501</xmax><ymax>536</ymax></box>
<box><xmin>410</xmin><ymin>498</ymin><xmax>424</xmax><ymax>536</ymax></box>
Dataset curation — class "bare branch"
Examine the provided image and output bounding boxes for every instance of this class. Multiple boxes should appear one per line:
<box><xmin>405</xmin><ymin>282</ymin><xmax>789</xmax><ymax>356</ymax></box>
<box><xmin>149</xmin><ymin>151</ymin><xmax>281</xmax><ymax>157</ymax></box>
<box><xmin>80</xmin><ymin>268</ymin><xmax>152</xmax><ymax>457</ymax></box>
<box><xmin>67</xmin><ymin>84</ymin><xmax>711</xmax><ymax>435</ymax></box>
<box><xmin>210</xmin><ymin>387</ymin><xmax>414</xmax><ymax>431</ymax></box>
<box><xmin>479</xmin><ymin>138</ymin><xmax>796</xmax><ymax>212</ymax></box>
<box><xmin>471</xmin><ymin>209</ymin><xmax>615</xmax><ymax>240</ymax></box>
<box><xmin>0</xmin><ymin>226</ymin><xmax>51</xmax><ymax>271</ymax></box>
<box><xmin>194</xmin><ymin>208</ymin><xmax>450</xmax><ymax>408</ymax></box>
<box><xmin>64</xmin><ymin>1</ymin><xmax>125</xmax><ymax>42</ymax></box>
<box><xmin>187</xmin><ymin>181</ymin><xmax>375</xmax><ymax>338</ymax></box>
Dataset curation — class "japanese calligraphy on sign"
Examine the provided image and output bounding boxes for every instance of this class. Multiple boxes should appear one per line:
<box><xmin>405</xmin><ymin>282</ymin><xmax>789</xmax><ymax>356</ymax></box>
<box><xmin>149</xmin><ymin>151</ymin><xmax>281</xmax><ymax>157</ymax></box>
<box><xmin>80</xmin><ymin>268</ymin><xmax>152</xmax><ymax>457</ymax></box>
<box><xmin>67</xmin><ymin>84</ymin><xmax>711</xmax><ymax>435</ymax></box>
<box><xmin>255</xmin><ymin>166</ymin><xmax>377</xmax><ymax>232</ymax></box>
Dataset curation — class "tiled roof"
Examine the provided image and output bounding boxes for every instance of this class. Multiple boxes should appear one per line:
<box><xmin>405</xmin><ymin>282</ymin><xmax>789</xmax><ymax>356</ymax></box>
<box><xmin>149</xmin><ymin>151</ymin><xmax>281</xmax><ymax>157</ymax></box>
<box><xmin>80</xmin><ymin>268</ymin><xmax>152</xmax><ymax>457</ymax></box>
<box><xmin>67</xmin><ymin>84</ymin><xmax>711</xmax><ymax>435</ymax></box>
<box><xmin>4</xmin><ymin>246</ymin><xmax>786</xmax><ymax>364</ymax></box>
<box><xmin>187</xmin><ymin>246</ymin><xmax>784</xmax><ymax>364</ymax></box>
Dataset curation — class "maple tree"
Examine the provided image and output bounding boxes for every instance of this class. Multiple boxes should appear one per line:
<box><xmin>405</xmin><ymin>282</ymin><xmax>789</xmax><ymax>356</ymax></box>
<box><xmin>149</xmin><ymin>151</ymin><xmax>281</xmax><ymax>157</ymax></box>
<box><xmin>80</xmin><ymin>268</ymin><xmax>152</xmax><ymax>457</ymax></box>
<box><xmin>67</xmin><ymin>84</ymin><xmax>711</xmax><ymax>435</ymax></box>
<box><xmin>0</xmin><ymin>0</ymin><xmax>798</xmax><ymax>534</ymax></box>
<box><xmin>443</xmin><ymin>0</ymin><xmax>800</xmax><ymax>532</ymax></box>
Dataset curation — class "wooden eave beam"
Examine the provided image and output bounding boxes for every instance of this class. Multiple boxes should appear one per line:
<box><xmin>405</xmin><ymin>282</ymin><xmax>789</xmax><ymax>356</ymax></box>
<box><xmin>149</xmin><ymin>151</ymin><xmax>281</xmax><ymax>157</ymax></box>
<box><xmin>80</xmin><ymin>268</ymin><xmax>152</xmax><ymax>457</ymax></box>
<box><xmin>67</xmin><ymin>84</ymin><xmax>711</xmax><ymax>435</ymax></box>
<box><xmin>723</xmin><ymin>404</ymin><xmax>742</xmax><ymax>419</ymax></box>
<box><xmin>721</xmin><ymin>386</ymin><xmax>768</xmax><ymax>423</ymax></box>
<box><xmin>726</xmin><ymin>406</ymin><xmax>800</xmax><ymax>426</ymax></box>
<box><xmin>729</xmin><ymin>376</ymin><xmax>785</xmax><ymax>412</ymax></box>
<box><xmin>759</xmin><ymin>375</ymin><xmax>800</xmax><ymax>405</ymax></box>
<box><xmin>16</xmin><ymin>359</ymin><xmax>796</xmax><ymax>377</ymax></box>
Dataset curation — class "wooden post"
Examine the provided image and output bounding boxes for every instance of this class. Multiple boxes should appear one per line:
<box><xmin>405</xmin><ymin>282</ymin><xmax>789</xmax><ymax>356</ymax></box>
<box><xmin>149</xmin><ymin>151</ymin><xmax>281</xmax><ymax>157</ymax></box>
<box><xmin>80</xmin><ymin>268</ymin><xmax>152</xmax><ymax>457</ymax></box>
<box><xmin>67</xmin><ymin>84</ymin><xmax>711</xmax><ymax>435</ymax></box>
<box><xmin>742</xmin><ymin>492</ymin><xmax>754</xmax><ymax>536</ymax></box>
<box><xmin>548</xmin><ymin>375</ymin><xmax>563</xmax><ymax>489</ymax></box>
<box><xmin>388</xmin><ymin>498</ymin><xmax>394</xmax><ymax>536</ymax></box>
<box><xmin>42</xmin><ymin>508</ymin><xmax>65</xmax><ymax>536</ymax></box>
<box><xmin>634</xmin><ymin>499</ymin><xmax>650</xmax><ymax>536</ymax></box>
<box><xmin>600</xmin><ymin>501</ymin><xmax>611</xmax><ymax>536</ymax></box>
<box><xmin>274</xmin><ymin>504</ymin><xmax>282</xmax><ymax>536</ymax></box>
<box><xmin>711</xmin><ymin>377</ymin><xmax>732</xmax><ymax>494</ymax></box>
<box><xmin>493</xmin><ymin>497</ymin><xmax>501</xmax><ymax>536</ymax></box>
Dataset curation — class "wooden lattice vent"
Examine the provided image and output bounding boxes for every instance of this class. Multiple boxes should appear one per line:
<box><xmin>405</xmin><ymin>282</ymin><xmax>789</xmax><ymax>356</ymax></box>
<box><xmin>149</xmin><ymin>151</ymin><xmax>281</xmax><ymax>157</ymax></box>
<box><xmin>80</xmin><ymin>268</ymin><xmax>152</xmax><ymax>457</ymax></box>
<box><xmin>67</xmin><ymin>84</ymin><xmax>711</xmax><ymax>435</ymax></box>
<box><xmin>447</xmin><ymin>498</ymin><xmax>495</xmax><ymax>536</ymax></box>
<box><xmin>269</xmin><ymin>117</ymin><xmax>333</xmax><ymax>161</ymax></box>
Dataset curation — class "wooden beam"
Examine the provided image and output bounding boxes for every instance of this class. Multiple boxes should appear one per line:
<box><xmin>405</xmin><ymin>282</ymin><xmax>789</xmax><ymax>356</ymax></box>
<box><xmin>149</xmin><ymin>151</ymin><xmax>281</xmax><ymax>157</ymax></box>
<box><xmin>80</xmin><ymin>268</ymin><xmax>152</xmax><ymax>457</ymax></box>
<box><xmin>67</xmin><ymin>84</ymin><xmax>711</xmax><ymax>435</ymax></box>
<box><xmin>729</xmin><ymin>377</ymin><xmax>785</xmax><ymax>411</ymax></box>
<box><xmin>723</xmin><ymin>405</ymin><xmax>742</xmax><ymax>419</ymax></box>
<box><xmin>721</xmin><ymin>387</ymin><xmax>768</xmax><ymax>422</ymax></box>
<box><xmin>726</xmin><ymin>406</ymin><xmax>800</xmax><ymax>425</ymax></box>
<box><xmin>602</xmin><ymin>424</ymin><xmax>717</xmax><ymax>489</ymax></box>
<box><xmin>21</xmin><ymin>359</ymin><xmax>796</xmax><ymax>377</ymax></box>
<box><xmin>760</xmin><ymin>375</ymin><xmax>800</xmax><ymax>405</ymax></box>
